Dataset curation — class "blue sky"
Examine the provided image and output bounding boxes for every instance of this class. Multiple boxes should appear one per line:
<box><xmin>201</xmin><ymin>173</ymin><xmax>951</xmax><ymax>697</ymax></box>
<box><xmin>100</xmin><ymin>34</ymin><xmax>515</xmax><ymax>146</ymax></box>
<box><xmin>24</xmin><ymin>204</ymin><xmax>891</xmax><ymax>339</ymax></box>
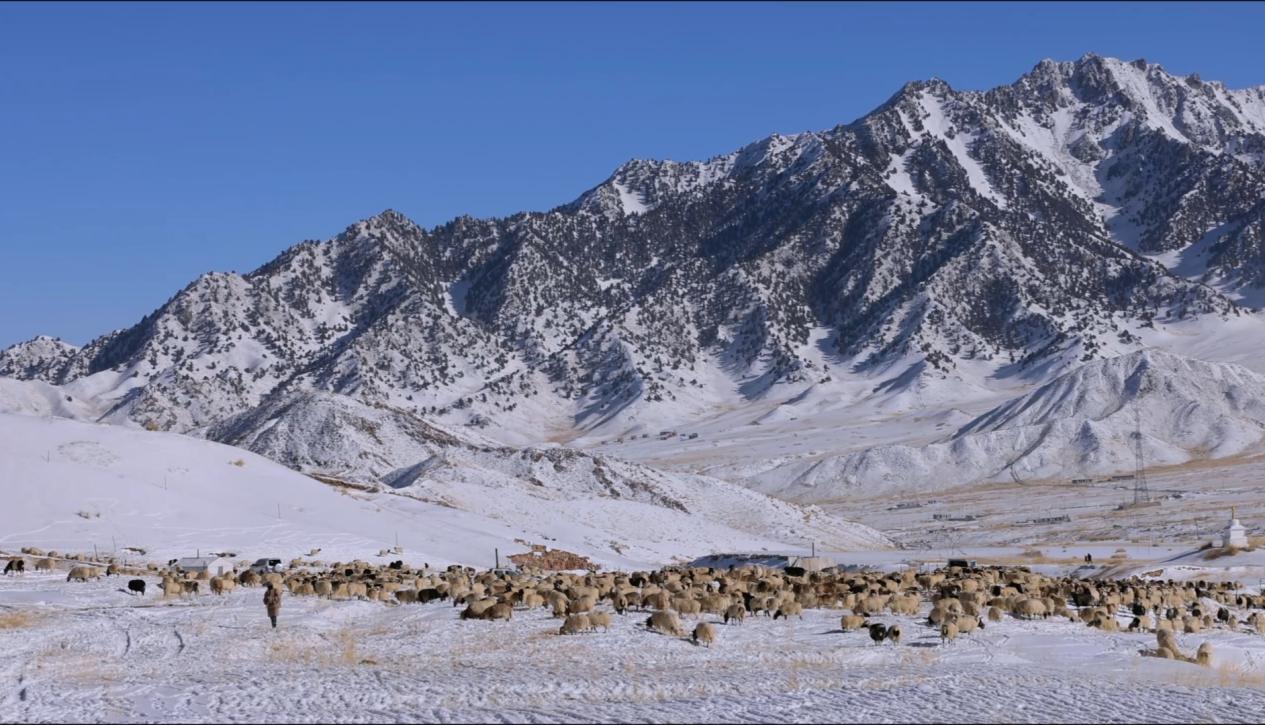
<box><xmin>2</xmin><ymin>1</ymin><xmax>1263</xmax><ymax>348</ymax></box>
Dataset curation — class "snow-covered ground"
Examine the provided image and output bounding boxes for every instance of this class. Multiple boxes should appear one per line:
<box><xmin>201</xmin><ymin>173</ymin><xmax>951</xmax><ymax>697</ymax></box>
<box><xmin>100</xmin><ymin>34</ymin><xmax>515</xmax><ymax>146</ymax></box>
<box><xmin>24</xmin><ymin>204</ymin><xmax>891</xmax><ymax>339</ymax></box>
<box><xmin>2</xmin><ymin>570</ymin><xmax>1264</xmax><ymax>723</ymax></box>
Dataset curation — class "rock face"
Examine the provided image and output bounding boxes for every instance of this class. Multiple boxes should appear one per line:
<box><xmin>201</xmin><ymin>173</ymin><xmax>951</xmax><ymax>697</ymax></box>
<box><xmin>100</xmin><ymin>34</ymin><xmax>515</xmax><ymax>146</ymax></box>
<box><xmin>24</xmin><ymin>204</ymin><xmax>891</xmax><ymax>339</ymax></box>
<box><xmin>2</xmin><ymin>54</ymin><xmax>1264</xmax><ymax>453</ymax></box>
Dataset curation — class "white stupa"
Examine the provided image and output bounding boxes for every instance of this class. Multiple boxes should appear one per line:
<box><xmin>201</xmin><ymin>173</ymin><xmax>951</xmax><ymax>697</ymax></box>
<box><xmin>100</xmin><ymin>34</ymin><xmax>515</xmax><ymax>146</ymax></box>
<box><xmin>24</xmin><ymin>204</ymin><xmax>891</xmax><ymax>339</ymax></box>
<box><xmin>1223</xmin><ymin>507</ymin><xmax>1248</xmax><ymax>549</ymax></box>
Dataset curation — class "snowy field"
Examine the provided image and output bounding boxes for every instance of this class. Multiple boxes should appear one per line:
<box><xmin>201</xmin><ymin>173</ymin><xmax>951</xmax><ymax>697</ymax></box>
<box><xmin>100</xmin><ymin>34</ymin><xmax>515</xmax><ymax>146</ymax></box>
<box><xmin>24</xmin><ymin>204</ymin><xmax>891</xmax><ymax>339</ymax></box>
<box><xmin>2</xmin><ymin>571</ymin><xmax>1265</xmax><ymax>723</ymax></box>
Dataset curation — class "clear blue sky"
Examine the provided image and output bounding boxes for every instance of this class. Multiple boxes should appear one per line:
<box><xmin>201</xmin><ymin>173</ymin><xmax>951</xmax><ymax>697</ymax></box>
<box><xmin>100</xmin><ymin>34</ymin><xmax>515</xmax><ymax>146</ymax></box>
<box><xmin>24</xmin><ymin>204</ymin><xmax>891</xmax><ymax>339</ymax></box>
<box><xmin>2</xmin><ymin>2</ymin><xmax>1263</xmax><ymax>348</ymax></box>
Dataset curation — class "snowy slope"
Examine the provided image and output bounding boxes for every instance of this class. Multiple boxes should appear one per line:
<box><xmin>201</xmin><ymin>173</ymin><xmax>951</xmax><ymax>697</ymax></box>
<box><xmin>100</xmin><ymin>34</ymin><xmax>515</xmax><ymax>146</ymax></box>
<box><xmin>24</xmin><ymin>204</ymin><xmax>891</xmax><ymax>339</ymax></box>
<box><xmin>725</xmin><ymin>350</ymin><xmax>1265</xmax><ymax>501</ymax></box>
<box><xmin>0</xmin><ymin>413</ymin><xmax>888</xmax><ymax>568</ymax></box>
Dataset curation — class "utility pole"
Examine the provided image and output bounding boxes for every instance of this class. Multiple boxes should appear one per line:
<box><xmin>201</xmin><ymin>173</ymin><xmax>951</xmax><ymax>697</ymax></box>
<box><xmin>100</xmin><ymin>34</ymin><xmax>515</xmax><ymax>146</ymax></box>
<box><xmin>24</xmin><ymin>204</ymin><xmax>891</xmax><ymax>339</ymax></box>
<box><xmin>1132</xmin><ymin>406</ymin><xmax>1150</xmax><ymax>506</ymax></box>
<box><xmin>495</xmin><ymin>548</ymin><xmax>500</xmax><ymax>570</ymax></box>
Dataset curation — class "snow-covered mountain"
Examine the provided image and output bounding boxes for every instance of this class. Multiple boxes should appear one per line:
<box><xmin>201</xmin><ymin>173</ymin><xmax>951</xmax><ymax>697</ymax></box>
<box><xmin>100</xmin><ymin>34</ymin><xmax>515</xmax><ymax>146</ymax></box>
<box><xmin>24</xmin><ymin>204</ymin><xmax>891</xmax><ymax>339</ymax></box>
<box><xmin>725</xmin><ymin>350</ymin><xmax>1265</xmax><ymax>501</ymax></box>
<box><xmin>3</xmin><ymin>54</ymin><xmax>1265</xmax><ymax>493</ymax></box>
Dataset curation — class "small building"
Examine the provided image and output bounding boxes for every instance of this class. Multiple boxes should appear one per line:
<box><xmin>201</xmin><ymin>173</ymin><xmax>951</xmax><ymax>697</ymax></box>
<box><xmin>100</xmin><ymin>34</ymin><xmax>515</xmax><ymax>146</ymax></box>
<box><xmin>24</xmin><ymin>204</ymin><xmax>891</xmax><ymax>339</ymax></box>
<box><xmin>1223</xmin><ymin>508</ymin><xmax>1249</xmax><ymax>549</ymax></box>
<box><xmin>175</xmin><ymin>556</ymin><xmax>234</xmax><ymax>576</ymax></box>
<box><xmin>787</xmin><ymin>556</ymin><xmax>835</xmax><ymax>573</ymax></box>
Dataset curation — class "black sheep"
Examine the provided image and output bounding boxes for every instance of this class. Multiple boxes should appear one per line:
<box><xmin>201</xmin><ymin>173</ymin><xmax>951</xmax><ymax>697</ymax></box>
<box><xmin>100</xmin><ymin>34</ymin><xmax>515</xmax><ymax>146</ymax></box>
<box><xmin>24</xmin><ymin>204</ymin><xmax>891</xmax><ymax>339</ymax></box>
<box><xmin>868</xmin><ymin>623</ymin><xmax>889</xmax><ymax>645</ymax></box>
<box><xmin>127</xmin><ymin>579</ymin><xmax>146</xmax><ymax>596</ymax></box>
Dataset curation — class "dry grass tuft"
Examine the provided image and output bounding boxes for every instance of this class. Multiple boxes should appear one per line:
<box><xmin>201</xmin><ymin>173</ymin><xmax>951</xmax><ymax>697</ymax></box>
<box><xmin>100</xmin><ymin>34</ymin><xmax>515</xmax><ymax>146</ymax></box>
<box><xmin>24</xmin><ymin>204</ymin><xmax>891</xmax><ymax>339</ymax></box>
<box><xmin>229</xmin><ymin>459</ymin><xmax>246</xmax><ymax>467</ymax></box>
<box><xmin>0</xmin><ymin>610</ymin><xmax>37</xmax><ymax>629</ymax></box>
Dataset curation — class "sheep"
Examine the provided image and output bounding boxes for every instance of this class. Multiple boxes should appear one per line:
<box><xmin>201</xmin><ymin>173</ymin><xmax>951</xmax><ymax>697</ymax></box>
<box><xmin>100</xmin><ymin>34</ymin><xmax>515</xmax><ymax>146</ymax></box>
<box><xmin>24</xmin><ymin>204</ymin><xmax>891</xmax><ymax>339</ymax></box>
<box><xmin>460</xmin><ymin>598</ymin><xmax>498</xmax><ymax>620</ymax></box>
<box><xmin>940</xmin><ymin>621</ymin><xmax>959</xmax><ymax>645</ymax></box>
<box><xmin>724</xmin><ymin>604</ymin><xmax>746</xmax><ymax>625</ymax></box>
<box><xmin>1013</xmin><ymin>598</ymin><xmax>1048</xmax><ymax>620</ymax></box>
<box><xmin>161</xmin><ymin>579</ymin><xmax>183</xmax><ymax>598</ymax></box>
<box><xmin>181</xmin><ymin>580</ymin><xmax>200</xmax><ymax>596</ymax></box>
<box><xmin>645</xmin><ymin>610</ymin><xmax>685</xmax><ymax>636</ymax></box>
<box><xmin>987</xmin><ymin>606</ymin><xmax>1003</xmax><ymax>623</ymax></box>
<box><xmin>956</xmin><ymin>615</ymin><xmax>982</xmax><ymax>634</ymax></box>
<box><xmin>1089</xmin><ymin>612</ymin><xmax>1118</xmax><ymax>632</ymax></box>
<box><xmin>773</xmin><ymin>601</ymin><xmax>803</xmax><ymax>620</ymax></box>
<box><xmin>692</xmin><ymin>622</ymin><xmax>716</xmax><ymax>647</ymax></box>
<box><xmin>33</xmin><ymin>558</ymin><xmax>53</xmax><ymax>572</ymax></box>
<box><xmin>559</xmin><ymin>614</ymin><xmax>592</xmax><ymax>635</ymax></box>
<box><xmin>66</xmin><ymin>566</ymin><xmax>100</xmax><ymax>582</ymax></box>
<box><xmin>589</xmin><ymin>611</ymin><xmax>613</xmax><ymax>632</ymax></box>
<box><xmin>1195</xmin><ymin>641</ymin><xmax>1213</xmax><ymax>667</ymax></box>
<box><xmin>841</xmin><ymin>614</ymin><xmax>869</xmax><ymax>632</ymax></box>
<box><xmin>868</xmin><ymin>623</ymin><xmax>891</xmax><ymax>645</ymax></box>
<box><xmin>3</xmin><ymin>558</ymin><xmax>25</xmax><ymax>576</ymax></box>
<box><xmin>485</xmin><ymin>603</ymin><xmax>513</xmax><ymax>621</ymax></box>
<box><xmin>210</xmin><ymin>577</ymin><xmax>237</xmax><ymax>596</ymax></box>
<box><xmin>1248</xmin><ymin>612</ymin><xmax>1265</xmax><ymax>634</ymax></box>
<box><xmin>673</xmin><ymin>597</ymin><xmax>703</xmax><ymax>617</ymax></box>
<box><xmin>127</xmin><ymin>579</ymin><xmax>146</xmax><ymax>596</ymax></box>
<box><xmin>1156</xmin><ymin>628</ymin><xmax>1183</xmax><ymax>660</ymax></box>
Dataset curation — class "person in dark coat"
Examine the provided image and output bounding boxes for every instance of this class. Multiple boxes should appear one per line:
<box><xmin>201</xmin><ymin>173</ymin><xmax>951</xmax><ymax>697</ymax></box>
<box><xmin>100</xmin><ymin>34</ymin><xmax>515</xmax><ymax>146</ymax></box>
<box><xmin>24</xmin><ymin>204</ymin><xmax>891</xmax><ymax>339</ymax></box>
<box><xmin>264</xmin><ymin>582</ymin><xmax>282</xmax><ymax>628</ymax></box>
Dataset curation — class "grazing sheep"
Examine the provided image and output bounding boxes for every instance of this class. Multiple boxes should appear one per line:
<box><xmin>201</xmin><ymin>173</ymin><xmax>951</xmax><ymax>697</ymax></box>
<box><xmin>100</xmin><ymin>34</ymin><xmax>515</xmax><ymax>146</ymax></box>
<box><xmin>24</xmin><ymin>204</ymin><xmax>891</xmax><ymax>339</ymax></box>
<box><xmin>485</xmin><ymin>603</ymin><xmax>513</xmax><ymax>621</ymax></box>
<box><xmin>724</xmin><ymin>604</ymin><xmax>746</xmax><ymax>625</ymax></box>
<box><xmin>1013</xmin><ymin>598</ymin><xmax>1048</xmax><ymax>620</ymax></box>
<box><xmin>645</xmin><ymin>610</ymin><xmax>685</xmax><ymax>636</ymax></box>
<box><xmin>868</xmin><ymin>623</ymin><xmax>890</xmax><ymax>645</ymax></box>
<box><xmin>3</xmin><ymin>559</ymin><xmax>25</xmax><ymax>576</ymax></box>
<box><xmin>940</xmin><ymin>621</ymin><xmax>959</xmax><ymax>645</ymax></box>
<box><xmin>1089</xmin><ymin>613</ymin><xmax>1119</xmax><ymax>632</ymax></box>
<box><xmin>692</xmin><ymin>622</ymin><xmax>716</xmax><ymax>648</ymax></box>
<box><xmin>395</xmin><ymin>589</ymin><xmax>419</xmax><ymax>604</ymax></box>
<box><xmin>987</xmin><ymin>606</ymin><xmax>1003</xmax><ymax>623</ymax></box>
<box><xmin>773</xmin><ymin>602</ymin><xmax>803</xmax><ymax>620</ymax></box>
<box><xmin>66</xmin><ymin>566</ymin><xmax>100</xmax><ymax>583</ymax></box>
<box><xmin>588</xmin><ymin>611</ymin><xmax>613</xmax><ymax>632</ymax></box>
<box><xmin>840</xmin><ymin>614</ymin><xmax>869</xmax><ymax>632</ymax></box>
<box><xmin>33</xmin><ymin>558</ymin><xmax>53</xmax><ymax>572</ymax></box>
<box><xmin>1248</xmin><ymin>612</ymin><xmax>1265</xmax><ymax>634</ymax></box>
<box><xmin>127</xmin><ymin>579</ymin><xmax>146</xmax><ymax>596</ymax></box>
<box><xmin>559</xmin><ymin>614</ymin><xmax>592</xmax><ymax>635</ymax></box>
<box><xmin>1195</xmin><ymin>641</ymin><xmax>1213</xmax><ymax>667</ymax></box>
<box><xmin>460</xmin><ymin>598</ymin><xmax>498</xmax><ymax>621</ymax></box>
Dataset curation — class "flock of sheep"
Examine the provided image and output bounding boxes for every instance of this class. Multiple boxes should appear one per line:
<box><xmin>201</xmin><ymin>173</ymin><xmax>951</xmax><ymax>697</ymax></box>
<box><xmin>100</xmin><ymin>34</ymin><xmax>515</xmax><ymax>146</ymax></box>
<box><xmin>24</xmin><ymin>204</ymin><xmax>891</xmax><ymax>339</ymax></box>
<box><xmin>6</xmin><ymin>547</ymin><xmax>1264</xmax><ymax>665</ymax></box>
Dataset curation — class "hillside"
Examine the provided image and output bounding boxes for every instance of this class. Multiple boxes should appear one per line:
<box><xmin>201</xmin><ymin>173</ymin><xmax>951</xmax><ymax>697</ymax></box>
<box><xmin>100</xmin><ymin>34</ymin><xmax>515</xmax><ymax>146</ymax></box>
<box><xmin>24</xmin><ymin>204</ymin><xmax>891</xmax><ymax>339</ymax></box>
<box><xmin>0</xmin><ymin>413</ymin><xmax>888</xmax><ymax>567</ymax></box>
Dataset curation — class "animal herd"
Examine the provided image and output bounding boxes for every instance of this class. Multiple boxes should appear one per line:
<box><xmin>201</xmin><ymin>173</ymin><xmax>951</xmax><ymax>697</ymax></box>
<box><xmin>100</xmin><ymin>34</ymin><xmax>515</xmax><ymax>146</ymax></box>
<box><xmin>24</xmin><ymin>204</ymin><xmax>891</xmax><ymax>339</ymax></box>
<box><xmin>5</xmin><ymin>547</ymin><xmax>1263</xmax><ymax>665</ymax></box>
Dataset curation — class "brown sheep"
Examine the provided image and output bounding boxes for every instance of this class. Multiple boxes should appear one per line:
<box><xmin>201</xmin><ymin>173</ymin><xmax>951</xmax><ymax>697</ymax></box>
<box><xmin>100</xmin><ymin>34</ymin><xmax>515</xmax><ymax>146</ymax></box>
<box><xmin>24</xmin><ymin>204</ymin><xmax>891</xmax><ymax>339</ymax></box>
<box><xmin>66</xmin><ymin>566</ymin><xmax>100</xmax><ymax>582</ymax></box>
<box><xmin>724</xmin><ymin>604</ymin><xmax>746</xmax><ymax>625</ymax></box>
<box><xmin>589</xmin><ymin>611</ymin><xmax>613</xmax><ymax>632</ymax></box>
<box><xmin>840</xmin><ymin>614</ymin><xmax>869</xmax><ymax>632</ymax></box>
<box><xmin>559</xmin><ymin>614</ymin><xmax>592</xmax><ymax>635</ymax></box>
<box><xmin>692</xmin><ymin>622</ymin><xmax>716</xmax><ymax>648</ymax></box>
<box><xmin>645</xmin><ymin>610</ymin><xmax>685</xmax><ymax>636</ymax></box>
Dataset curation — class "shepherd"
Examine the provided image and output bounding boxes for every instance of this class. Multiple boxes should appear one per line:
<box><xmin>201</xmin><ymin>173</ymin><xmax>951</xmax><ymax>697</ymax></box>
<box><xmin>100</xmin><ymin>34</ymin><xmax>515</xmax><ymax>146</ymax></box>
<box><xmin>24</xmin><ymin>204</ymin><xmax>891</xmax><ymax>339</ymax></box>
<box><xmin>264</xmin><ymin>582</ymin><xmax>282</xmax><ymax>629</ymax></box>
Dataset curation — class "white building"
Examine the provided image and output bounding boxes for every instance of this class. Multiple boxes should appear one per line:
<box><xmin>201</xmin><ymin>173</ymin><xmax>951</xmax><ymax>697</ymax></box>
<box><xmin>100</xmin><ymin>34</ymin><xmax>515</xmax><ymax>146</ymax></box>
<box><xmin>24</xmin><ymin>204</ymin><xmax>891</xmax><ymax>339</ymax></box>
<box><xmin>1223</xmin><ymin>508</ymin><xmax>1249</xmax><ymax>549</ymax></box>
<box><xmin>175</xmin><ymin>556</ymin><xmax>234</xmax><ymax>576</ymax></box>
